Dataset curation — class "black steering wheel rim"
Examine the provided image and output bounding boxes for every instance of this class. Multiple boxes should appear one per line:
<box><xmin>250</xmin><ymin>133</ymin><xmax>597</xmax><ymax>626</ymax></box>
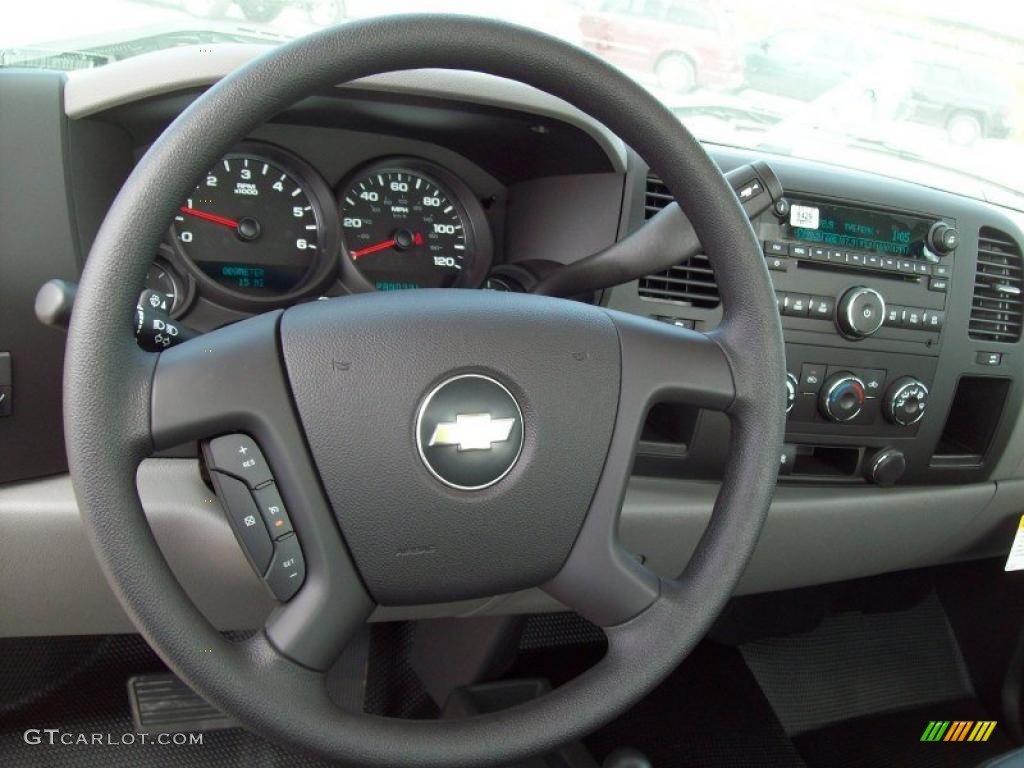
<box><xmin>64</xmin><ymin>15</ymin><xmax>785</xmax><ymax>767</ymax></box>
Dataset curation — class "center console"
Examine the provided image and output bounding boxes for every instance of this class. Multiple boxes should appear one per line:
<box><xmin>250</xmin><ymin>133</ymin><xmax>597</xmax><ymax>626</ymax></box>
<box><xmin>607</xmin><ymin>160</ymin><xmax>1023</xmax><ymax>488</ymax></box>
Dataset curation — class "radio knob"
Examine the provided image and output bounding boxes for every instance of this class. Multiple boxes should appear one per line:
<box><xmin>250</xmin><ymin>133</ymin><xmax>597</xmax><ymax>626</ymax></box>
<box><xmin>884</xmin><ymin>377</ymin><xmax>929</xmax><ymax>426</ymax></box>
<box><xmin>820</xmin><ymin>372</ymin><xmax>866</xmax><ymax>422</ymax></box>
<box><xmin>837</xmin><ymin>287</ymin><xmax>886</xmax><ymax>338</ymax></box>
<box><xmin>928</xmin><ymin>222</ymin><xmax>959</xmax><ymax>255</ymax></box>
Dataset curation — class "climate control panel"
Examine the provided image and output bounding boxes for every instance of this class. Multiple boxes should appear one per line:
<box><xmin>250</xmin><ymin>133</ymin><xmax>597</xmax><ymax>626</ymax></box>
<box><xmin>783</xmin><ymin>344</ymin><xmax>937</xmax><ymax>438</ymax></box>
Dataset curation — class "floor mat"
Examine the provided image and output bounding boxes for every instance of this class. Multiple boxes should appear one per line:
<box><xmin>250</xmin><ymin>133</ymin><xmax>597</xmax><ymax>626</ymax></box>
<box><xmin>583</xmin><ymin>642</ymin><xmax>807</xmax><ymax>768</ymax></box>
<box><xmin>795</xmin><ymin>698</ymin><xmax>1013</xmax><ymax>768</ymax></box>
<box><xmin>0</xmin><ymin>635</ymin><xmax>336</xmax><ymax>768</ymax></box>
<box><xmin>741</xmin><ymin>592</ymin><xmax>975</xmax><ymax>736</ymax></box>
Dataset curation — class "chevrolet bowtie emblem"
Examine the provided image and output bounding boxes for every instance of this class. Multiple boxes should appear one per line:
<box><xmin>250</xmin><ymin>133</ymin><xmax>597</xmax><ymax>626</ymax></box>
<box><xmin>428</xmin><ymin>413</ymin><xmax>516</xmax><ymax>452</ymax></box>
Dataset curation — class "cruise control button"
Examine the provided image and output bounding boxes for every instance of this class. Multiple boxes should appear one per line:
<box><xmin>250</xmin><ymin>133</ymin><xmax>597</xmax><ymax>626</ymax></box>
<box><xmin>206</xmin><ymin>434</ymin><xmax>273</xmax><ymax>489</ymax></box>
<box><xmin>210</xmin><ymin>471</ymin><xmax>272</xmax><ymax>575</ymax></box>
<box><xmin>264</xmin><ymin>534</ymin><xmax>305</xmax><ymax>601</ymax></box>
<box><xmin>252</xmin><ymin>483</ymin><xmax>294</xmax><ymax>539</ymax></box>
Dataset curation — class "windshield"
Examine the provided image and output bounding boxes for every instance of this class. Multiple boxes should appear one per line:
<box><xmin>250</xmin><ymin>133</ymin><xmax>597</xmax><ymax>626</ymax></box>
<box><xmin>5</xmin><ymin>0</ymin><xmax>1024</xmax><ymax>210</ymax></box>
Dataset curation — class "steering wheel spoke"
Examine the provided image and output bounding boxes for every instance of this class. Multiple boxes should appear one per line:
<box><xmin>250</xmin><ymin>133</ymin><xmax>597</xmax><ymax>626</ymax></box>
<box><xmin>545</xmin><ymin>313</ymin><xmax>736</xmax><ymax>626</ymax></box>
<box><xmin>151</xmin><ymin>310</ymin><xmax>374</xmax><ymax>670</ymax></box>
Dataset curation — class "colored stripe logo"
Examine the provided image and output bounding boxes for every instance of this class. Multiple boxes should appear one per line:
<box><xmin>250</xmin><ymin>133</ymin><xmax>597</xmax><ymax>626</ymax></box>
<box><xmin>921</xmin><ymin>721</ymin><xmax>997</xmax><ymax>742</ymax></box>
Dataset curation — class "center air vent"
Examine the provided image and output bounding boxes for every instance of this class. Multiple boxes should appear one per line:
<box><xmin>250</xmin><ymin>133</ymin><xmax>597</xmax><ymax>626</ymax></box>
<box><xmin>637</xmin><ymin>176</ymin><xmax>720</xmax><ymax>309</ymax></box>
<box><xmin>969</xmin><ymin>228</ymin><xmax>1022</xmax><ymax>343</ymax></box>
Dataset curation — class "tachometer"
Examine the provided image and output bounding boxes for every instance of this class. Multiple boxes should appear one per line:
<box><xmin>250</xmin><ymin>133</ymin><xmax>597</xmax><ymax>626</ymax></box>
<box><xmin>338</xmin><ymin>159</ymin><xmax>492</xmax><ymax>291</ymax></box>
<box><xmin>170</xmin><ymin>143</ymin><xmax>337</xmax><ymax>305</ymax></box>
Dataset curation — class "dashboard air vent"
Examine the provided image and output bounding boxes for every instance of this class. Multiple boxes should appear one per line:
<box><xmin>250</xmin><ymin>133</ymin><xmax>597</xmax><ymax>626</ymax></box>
<box><xmin>969</xmin><ymin>228</ymin><xmax>1023</xmax><ymax>343</ymax></box>
<box><xmin>637</xmin><ymin>176</ymin><xmax>720</xmax><ymax>308</ymax></box>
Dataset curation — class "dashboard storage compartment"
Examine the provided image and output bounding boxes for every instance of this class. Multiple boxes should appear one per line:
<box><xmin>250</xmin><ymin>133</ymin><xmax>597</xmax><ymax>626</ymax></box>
<box><xmin>932</xmin><ymin>376</ymin><xmax>1011</xmax><ymax>468</ymax></box>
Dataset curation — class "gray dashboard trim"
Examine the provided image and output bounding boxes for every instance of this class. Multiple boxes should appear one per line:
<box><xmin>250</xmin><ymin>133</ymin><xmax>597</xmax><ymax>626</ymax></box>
<box><xmin>62</xmin><ymin>44</ymin><xmax>626</xmax><ymax>172</ymax></box>
<box><xmin>1</xmin><ymin>459</ymin><xmax>1019</xmax><ymax>637</ymax></box>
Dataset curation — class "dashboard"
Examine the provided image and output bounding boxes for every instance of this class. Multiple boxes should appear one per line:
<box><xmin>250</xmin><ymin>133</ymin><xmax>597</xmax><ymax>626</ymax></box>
<box><xmin>2</xmin><ymin>46</ymin><xmax>1024</xmax><ymax>635</ymax></box>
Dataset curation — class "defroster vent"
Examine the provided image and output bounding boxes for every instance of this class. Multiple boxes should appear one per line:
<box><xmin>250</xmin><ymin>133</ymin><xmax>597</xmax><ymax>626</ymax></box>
<box><xmin>970</xmin><ymin>227</ymin><xmax>1022</xmax><ymax>343</ymax></box>
<box><xmin>637</xmin><ymin>176</ymin><xmax>720</xmax><ymax>308</ymax></box>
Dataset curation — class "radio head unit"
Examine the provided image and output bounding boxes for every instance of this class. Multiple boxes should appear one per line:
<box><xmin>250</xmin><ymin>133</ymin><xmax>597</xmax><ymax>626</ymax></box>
<box><xmin>785</xmin><ymin>199</ymin><xmax>939</xmax><ymax>261</ymax></box>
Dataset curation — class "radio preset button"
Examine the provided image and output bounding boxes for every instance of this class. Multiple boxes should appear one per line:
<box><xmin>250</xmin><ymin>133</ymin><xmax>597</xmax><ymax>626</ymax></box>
<box><xmin>781</xmin><ymin>293</ymin><xmax>809</xmax><ymax>317</ymax></box>
<box><xmin>811</xmin><ymin>247</ymin><xmax>828</xmax><ymax>260</ymax></box>
<box><xmin>865</xmin><ymin>254</ymin><xmax>882</xmax><ymax>269</ymax></box>
<box><xmin>881</xmin><ymin>256</ymin><xmax>899</xmax><ymax>271</ymax></box>
<box><xmin>932</xmin><ymin>264</ymin><xmax>951</xmax><ymax>278</ymax></box>
<box><xmin>808</xmin><ymin>296</ymin><xmax>835</xmax><ymax>318</ymax></box>
<box><xmin>903</xmin><ymin>308</ymin><xmax>923</xmax><ymax>328</ymax></box>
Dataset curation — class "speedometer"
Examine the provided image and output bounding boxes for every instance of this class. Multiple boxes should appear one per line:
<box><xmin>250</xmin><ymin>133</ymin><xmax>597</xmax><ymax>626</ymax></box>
<box><xmin>338</xmin><ymin>159</ymin><xmax>492</xmax><ymax>291</ymax></box>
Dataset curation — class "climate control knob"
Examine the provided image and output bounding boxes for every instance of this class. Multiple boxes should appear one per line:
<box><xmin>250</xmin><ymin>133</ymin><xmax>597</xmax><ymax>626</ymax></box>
<box><xmin>786</xmin><ymin>372</ymin><xmax>798</xmax><ymax>414</ymax></box>
<box><xmin>837</xmin><ymin>287</ymin><xmax>886</xmax><ymax>338</ymax></box>
<box><xmin>884</xmin><ymin>377</ymin><xmax>929</xmax><ymax>426</ymax></box>
<box><xmin>820</xmin><ymin>372</ymin><xmax>866</xmax><ymax>423</ymax></box>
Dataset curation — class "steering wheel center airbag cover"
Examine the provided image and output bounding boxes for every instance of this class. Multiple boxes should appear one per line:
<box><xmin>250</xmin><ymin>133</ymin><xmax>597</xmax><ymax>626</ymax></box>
<box><xmin>279</xmin><ymin>290</ymin><xmax>620</xmax><ymax>605</ymax></box>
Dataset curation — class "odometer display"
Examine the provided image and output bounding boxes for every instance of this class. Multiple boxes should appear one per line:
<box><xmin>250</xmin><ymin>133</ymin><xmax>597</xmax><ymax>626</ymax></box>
<box><xmin>171</xmin><ymin>150</ymin><xmax>325</xmax><ymax>296</ymax></box>
<box><xmin>339</xmin><ymin>162</ymin><xmax>488</xmax><ymax>290</ymax></box>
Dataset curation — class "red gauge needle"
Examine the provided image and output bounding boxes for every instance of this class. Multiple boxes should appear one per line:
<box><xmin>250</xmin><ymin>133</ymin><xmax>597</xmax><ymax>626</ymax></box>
<box><xmin>350</xmin><ymin>238</ymin><xmax>396</xmax><ymax>259</ymax></box>
<box><xmin>179</xmin><ymin>206</ymin><xmax>239</xmax><ymax>229</ymax></box>
<box><xmin>350</xmin><ymin>232</ymin><xmax>424</xmax><ymax>259</ymax></box>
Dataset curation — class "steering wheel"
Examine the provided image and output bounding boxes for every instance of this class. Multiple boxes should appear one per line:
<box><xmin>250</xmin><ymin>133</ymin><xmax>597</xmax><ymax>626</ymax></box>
<box><xmin>65</xmin><ymin>15</ymin><xmax>784</xmax><ymax>766</ymax></box>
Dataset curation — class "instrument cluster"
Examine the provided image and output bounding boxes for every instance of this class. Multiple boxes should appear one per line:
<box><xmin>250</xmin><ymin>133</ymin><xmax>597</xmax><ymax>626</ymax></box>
<box><xmin>156</xmin><ymin>141</ymin><xmax>495</xmax><ymax>315</ymax></box>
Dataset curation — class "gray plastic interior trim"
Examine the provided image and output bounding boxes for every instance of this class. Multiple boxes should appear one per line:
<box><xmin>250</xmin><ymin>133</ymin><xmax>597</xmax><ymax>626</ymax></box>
<box><xmin>2</xmin><ymin>459</ymin><xmax>1021</xmax><ymax>637</ymax></box>
<box><xmin>62</xmin><ymin>44</ymin><xmax>626</xmax><ymax>172</ymax></box>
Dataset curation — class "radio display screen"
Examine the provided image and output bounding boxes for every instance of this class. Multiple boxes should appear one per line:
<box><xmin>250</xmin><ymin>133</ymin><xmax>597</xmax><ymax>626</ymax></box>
<box><xmin>785</xmin><ymin>200</ymin><xmax>934</xmax><ymax>259</ymax></box>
